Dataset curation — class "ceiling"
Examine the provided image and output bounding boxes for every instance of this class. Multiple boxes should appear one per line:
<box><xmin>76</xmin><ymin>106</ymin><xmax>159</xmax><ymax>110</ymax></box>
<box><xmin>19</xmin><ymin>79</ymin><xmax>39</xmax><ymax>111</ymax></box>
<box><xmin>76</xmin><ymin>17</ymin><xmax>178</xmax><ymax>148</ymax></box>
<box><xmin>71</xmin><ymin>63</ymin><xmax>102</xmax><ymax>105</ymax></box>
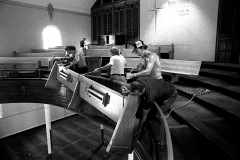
<box><xmin>9</xmin><ymin>0</ymin><xmax>96</xmax><ymax>14</ymax></box>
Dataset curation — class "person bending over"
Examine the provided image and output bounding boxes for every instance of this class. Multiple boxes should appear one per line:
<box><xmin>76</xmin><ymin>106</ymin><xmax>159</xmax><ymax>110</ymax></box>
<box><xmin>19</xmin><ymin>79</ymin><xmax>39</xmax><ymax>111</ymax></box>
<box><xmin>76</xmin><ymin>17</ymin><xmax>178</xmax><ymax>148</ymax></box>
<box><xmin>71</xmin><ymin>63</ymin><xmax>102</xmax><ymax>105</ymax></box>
<box><xmin>94</xmin><ymin>47</ymin><xmax>126</xmax><ymax>82</ymax></box>
<box><xmin>64</xmin><ymin>46</ymin><xmax>88</xmax><ymax>74</ymax></box>
<box><xmin>123</xmin><ymin>77</ymin><xmax>178</xmax><ymax>135</ymax></box>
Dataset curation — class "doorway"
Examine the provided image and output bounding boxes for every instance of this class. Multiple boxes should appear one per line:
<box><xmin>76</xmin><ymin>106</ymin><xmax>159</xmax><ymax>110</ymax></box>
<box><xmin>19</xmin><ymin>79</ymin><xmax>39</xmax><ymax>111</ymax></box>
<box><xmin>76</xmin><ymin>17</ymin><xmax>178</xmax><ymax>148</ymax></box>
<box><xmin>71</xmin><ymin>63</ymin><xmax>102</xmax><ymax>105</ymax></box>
<box><xmin>215</xmin><ymin>0</ymin><xmax>240</xmax><ymax>64</ymax></box>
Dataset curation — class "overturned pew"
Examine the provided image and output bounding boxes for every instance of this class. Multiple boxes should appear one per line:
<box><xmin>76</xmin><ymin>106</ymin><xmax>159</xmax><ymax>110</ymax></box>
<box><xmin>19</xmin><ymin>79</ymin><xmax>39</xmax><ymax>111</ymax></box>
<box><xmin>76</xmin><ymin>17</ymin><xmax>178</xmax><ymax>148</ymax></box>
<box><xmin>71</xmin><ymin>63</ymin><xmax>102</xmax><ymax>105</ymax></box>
<box><xmin>45</xmin><ymin>62</ymin><xmax>140</xmax><ymax>153</ymax></box>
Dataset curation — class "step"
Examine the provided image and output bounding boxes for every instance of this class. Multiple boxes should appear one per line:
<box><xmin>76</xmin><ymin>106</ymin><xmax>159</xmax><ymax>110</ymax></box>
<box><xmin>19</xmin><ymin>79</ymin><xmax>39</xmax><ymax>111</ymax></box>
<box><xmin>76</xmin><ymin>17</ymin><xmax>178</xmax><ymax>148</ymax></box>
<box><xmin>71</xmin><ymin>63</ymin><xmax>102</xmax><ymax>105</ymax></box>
<box><xmin>175</xmin><ymin>84</ymin><xmax>240</xmax><ymax>122</ymax></box>
<box><xmin>178</xmin><ymin>75</ymin><xmax>240</xmax><ymax>100</ymax></box>
<box><xmin>199</xmin><ymin>68</ymin><xmax>240</xmax><ymax>82</ymax></box>
<box><xmin>170</xmin><ymin>95</ymin><xmax>240</xmax><ymax>160</ymax></box>
<box><xmin>201</xmin><ymin>62</ymin><xmax>240</xmax><ymax>73</ymax></box>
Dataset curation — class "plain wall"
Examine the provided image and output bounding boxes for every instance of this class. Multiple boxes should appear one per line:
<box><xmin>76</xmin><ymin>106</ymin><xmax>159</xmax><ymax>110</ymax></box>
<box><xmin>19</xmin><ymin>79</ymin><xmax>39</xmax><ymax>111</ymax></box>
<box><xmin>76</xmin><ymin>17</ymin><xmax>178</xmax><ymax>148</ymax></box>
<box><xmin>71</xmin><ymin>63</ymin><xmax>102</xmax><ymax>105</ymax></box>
<box><xmin>0</xmin><ymin>1</ymin><xmax>92</xmax><ymax>56</ymax></box>
<box><xmin>140</xmin><ymin>0</ymin><xmax>219</xmax><ymax>61</ymax></box>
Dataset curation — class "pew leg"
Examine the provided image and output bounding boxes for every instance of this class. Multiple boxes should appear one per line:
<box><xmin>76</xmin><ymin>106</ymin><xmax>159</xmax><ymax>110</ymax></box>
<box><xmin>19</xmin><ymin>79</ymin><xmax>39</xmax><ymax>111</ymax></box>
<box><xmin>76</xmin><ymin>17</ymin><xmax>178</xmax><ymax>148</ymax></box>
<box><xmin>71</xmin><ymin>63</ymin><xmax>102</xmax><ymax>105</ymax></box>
<box><xmin>128</xmin><ymin>152</ymin><xmax>134</xmax><ymax>160</ymax></box>
<box><xmin>170</xmin><ymin>74</ymin><xmax>179</xmax><ymax>83</ymax></box>
<box><xmin>101</xmin><ymin>124</ymin><xmax>104</xmax><ymax>144</ymax></box>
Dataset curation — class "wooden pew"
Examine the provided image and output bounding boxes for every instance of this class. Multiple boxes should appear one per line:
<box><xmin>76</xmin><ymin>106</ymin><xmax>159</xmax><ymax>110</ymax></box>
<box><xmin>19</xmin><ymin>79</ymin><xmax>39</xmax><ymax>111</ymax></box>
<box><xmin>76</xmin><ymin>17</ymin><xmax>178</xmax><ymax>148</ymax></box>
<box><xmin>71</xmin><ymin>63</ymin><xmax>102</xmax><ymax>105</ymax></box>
<box><xmin>0</xmin><ymin>60</ymin><xmax>41</xmax><ymax>78</ymax></box>
<box><xmin>49</xmin><ymin>46</ymin><xmax>66</xmax><ymax>49</ymax></box>
<box><xmin>148</xmin><ymin>43</ymin><xmax>174</xmax><ymax>59</ymax></box>
<box><xmin>0</xmin><ymin>57</ymin><xmax>55</xmax><ymax>68</ymax></box>
<box><xmin>88</xmin><ymin>45</ymin><xmax>114</xmax><ymax>49</ymax></box>
<box><xmin>160</xmin><ymin>59</ymin><xmax>201</xmax><ymax>82</ymax></box>
<box><xmin>13</xmin><ymin>51</ymin><xmax>65</xmax><ymax>57</ymax></box>
<box><xmin>13</xmin><ymin>61</ymin><xmax>41</xmax><ymax>78</ymax></box>
<box><xmin>88</xmin><ymin>44</ymin><xmax>125</xmax><ymax>50</ymax></box>
<box><xmin>31</xmin><ymin>48</ymin><xmax>65</xmax><ymax>53</ymax></box>
<box><xmin>0</xmin><ymin>63</ymin><xmax>14</xmax><ymax>78</ymax></box>
<box><xmin>86</xmin><ymin>49</ymin><xmax>111</xmax><ymax>57</ymax></box>
<box><xmin>45</xmin><ymin>63</ymin><xmax>140</xmax><ymax>153</ymax></box>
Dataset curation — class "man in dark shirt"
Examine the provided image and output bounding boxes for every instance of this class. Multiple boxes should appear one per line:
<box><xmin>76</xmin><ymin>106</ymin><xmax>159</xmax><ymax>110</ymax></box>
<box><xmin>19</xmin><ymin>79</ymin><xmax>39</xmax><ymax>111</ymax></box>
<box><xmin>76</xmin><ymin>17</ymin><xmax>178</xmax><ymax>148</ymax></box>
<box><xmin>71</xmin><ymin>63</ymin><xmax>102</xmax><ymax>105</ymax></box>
<box><xmin>123</xmin><ymin>77</ymin><xmax>178</xmax><ymax>133</ymax></box>
<box><xmin>80</xmin><ymin>38</ymin><xmax>86</xmax><ymax>47</ymax></box>
<box><xmin>80</xmin><ymin>37</ymin><xmax>86</xmax><ymax>55</ymax></box>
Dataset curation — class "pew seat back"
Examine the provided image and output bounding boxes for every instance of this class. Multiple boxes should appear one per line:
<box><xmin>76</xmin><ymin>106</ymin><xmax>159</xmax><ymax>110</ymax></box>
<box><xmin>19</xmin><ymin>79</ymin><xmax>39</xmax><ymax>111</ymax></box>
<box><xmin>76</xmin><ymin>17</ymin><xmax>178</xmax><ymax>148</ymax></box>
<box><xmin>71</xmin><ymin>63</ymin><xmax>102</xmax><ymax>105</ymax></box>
<box><xmin>31</xmin><ymin>48</ymin><xmax>65</xmax><ymax>53</ymax></box>
<box><xmin>13</xmin><ymin>51</ymin><xmax>65</xmax><ymax>57</ymax></box>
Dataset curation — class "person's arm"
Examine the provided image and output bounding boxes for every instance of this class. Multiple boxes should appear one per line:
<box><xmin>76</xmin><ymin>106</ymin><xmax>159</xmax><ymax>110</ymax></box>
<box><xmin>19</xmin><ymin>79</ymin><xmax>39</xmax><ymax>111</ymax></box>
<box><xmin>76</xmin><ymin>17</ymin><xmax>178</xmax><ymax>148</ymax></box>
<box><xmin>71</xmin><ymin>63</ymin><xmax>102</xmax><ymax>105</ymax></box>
<box><xmin>134</xmin><ymin>107</ymin><xmax>150</xmax><ymax>138</ymax></box>
<box><xmin>128</xmin><ymin>55</ymin><xmax>155</xmax><ymax>79</ymax></box>
<box><xmin>140</xmin><ymin>108</ymin><xmax>150</xmax><ymax>128</ymax></box>
<box><xmin>65</xmin><ymin>53</ymin><xmax>79</xmax><ymax>69</ymax></box>
<box><xmin>94</xmin><ymin>63</ymin><xmax>112</xmax><ymax>73</ymax></box>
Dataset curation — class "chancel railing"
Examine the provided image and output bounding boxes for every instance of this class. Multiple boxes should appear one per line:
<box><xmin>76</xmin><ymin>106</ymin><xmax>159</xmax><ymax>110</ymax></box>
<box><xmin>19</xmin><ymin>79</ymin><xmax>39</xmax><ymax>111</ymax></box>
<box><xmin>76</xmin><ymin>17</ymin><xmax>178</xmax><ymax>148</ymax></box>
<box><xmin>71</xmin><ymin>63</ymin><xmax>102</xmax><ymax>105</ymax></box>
<box><xmin>154</xmin><ymin>102</ymin><xmax>174</xmax><ymax>160</ymax></box>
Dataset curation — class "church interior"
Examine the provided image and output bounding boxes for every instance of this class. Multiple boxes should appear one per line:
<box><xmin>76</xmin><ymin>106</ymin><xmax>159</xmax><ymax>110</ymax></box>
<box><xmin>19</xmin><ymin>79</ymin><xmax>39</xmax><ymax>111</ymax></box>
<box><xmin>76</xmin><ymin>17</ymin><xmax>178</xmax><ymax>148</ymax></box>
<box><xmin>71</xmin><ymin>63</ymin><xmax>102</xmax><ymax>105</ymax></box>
<box><xmin>0</xmin><ymin>0</ymin><xmax>240</xmax><ymax>160</ymax></box>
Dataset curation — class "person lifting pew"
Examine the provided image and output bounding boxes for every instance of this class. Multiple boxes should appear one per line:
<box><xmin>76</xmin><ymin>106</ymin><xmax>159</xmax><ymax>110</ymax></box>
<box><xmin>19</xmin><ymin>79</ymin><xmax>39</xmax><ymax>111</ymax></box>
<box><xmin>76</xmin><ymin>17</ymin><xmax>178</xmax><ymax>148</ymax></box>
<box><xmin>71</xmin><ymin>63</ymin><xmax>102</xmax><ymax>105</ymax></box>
<box><xmin>93</xmin><ymin>47</ymin><xmax>127</xmax><ymax>82</ymax></box>
<box><xmin>126</xmin><ymin>40</ymin><xmax>163</xmax><ymax>81</ymax></box>
<box><xmin>122</xmin><ymin>77</ymin><xmax>178</xmax><ymax>140</ymax></box>
<box><xmin>64</xmin><ymin>46</ymin><xmax>88</xmax><ymax>74</ymax></box>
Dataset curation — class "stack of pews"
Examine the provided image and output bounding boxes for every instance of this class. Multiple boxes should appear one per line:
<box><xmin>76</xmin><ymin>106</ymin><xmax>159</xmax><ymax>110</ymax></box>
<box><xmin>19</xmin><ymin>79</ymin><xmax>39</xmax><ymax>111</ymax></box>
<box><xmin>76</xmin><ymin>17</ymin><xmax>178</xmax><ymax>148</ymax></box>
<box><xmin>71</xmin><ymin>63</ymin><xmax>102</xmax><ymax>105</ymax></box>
<box><xmin>0</xmin><ymin>48</ymin><xmax>66</xmax><ymax>79</ymax></box>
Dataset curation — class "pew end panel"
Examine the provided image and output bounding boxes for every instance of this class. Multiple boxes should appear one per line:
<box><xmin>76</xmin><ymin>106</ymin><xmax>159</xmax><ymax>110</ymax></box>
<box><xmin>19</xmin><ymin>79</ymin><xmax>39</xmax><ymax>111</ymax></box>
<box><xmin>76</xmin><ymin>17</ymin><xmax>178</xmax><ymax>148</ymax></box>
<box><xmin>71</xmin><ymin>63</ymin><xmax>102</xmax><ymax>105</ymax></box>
<box><xmin>78</xmin><ymin>74</ymin><xmax>125</xmax><ymax>122</ymax></box>
<box><xmin>107</xmin><ymin>95</ymin><xmax>140</xmax><ymax>153</ymax></box>
<box><xmin>45</xmin><ymin>62</ymin><xmax>62</xmax><ymax>90</ymax></box>
<box><xmin>57</xmin><ymin>65</ymin><xmax>80</xmax><ymax>92</ymax></box>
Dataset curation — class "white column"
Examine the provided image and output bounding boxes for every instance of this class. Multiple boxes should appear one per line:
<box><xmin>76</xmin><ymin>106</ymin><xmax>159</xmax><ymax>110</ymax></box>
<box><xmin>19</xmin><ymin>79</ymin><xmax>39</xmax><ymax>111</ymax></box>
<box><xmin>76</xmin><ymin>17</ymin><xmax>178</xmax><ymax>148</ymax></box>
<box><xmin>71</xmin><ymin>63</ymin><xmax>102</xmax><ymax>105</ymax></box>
<box><xmin>128</xmin><ymin>152</ymin><xmax>134</xmax><ymax>160</ymax></box>
<box><xmin>0</xmin><ymin>104</ymin><xmax>3</xmax><ymax>118</ymax></box>
<box><xmin>44</xmin><ymin>104</ymin><xmax>52</xmax><ymax>154</ymax></box>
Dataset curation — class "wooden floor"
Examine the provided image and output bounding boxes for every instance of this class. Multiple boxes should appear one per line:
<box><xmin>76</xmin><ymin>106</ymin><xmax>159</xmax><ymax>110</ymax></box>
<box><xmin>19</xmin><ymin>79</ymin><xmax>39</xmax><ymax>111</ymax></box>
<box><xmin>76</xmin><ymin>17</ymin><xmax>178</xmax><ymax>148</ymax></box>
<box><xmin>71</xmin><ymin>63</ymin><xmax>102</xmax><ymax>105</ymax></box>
<box><xmin>0</xmin><ymin>115</ymin><xmax>127</xmax><ymax>160</ymax></box>
<box><xmin>0</xmin><ymin>113</ymin><xmax>231</xmax><ymax>160</ymax></box>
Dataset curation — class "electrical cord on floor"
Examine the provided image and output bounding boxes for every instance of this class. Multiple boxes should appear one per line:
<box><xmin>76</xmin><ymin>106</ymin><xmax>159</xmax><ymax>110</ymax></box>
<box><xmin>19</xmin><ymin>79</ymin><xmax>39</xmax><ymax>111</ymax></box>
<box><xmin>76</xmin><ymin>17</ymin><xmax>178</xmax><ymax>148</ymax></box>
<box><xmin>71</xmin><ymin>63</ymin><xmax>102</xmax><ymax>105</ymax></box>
<box><xmin>165</xmin><ymin>88</ymin><xmax>210</xmax><ymax>119</ymax></box>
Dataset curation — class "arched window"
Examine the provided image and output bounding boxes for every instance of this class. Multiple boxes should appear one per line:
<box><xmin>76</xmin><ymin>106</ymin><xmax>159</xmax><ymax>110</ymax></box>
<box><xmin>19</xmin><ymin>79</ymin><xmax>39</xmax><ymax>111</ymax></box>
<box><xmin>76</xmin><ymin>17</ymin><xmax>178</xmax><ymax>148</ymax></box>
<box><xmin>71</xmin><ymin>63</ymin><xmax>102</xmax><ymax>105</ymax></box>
<box><xmin>42</xmin><ymin>25</ymin><xmax>62</xmax><ymax>49</ymax></box>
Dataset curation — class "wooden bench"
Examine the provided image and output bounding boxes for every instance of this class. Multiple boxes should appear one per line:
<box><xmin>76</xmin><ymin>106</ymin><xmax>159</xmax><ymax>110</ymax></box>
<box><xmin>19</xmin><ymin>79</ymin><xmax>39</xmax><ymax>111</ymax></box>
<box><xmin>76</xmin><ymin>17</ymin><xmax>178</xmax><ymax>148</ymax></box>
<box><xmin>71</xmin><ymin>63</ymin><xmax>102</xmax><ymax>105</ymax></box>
<box><xmin>148</xmin><ymin>44</ymin><xmax>174</xmax><ymax>59</ymax></box>
<box><xmin>0</xmin><ymin>57</ymin><xmax>61</xmax><ymax>78</ymax></box>
<box><xmin>48</xmin><ymin>46</ymin><xmax>66</xmax><ymax>49</ymax></box>
<box><xmin>0</xmin><ymin>63</ymin><xmax>15</xmax><ymax>78</ymax></box>
<box><xmin>31</xmin><ymin>48</ymin><xmax>65</xmax><ymax>53</ymax></box>
<box><xmin>13</xmin><ymin>51</ymin><xmax>65</xmax><ymax>57</ymax></box>
<box><xmin>160</xmin><ymin>59</ymin><xmax>201</xmax><ymax>82</ymax></box>
<box><xmin>86</xmin><ymin>49</ymin><xmax>111</xmax><ymax>57</ymax></box>
<box><xmin>0</xmin><ymin>61</ymin><xmax>41</xmax><ymax>78</ymax></box>
<box><xmin>0</xmin><ymin>57</ymin><xmax>58</xmax><ymax>68</ymax></box>
<box><xmin>88</xmin><ymin>44</ymin><xmax>125</xmax><ymax>50</ymax></box>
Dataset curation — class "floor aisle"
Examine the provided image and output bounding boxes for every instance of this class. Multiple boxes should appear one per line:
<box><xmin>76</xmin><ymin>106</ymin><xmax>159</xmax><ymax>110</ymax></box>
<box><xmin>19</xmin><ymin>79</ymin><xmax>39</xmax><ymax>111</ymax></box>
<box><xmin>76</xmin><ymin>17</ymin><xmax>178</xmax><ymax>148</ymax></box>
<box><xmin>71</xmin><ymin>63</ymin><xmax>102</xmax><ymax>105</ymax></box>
<box><xmin>0</xmin><ymin>115</ymin><xmax>127</xmax><ymax>160</ymax></box>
